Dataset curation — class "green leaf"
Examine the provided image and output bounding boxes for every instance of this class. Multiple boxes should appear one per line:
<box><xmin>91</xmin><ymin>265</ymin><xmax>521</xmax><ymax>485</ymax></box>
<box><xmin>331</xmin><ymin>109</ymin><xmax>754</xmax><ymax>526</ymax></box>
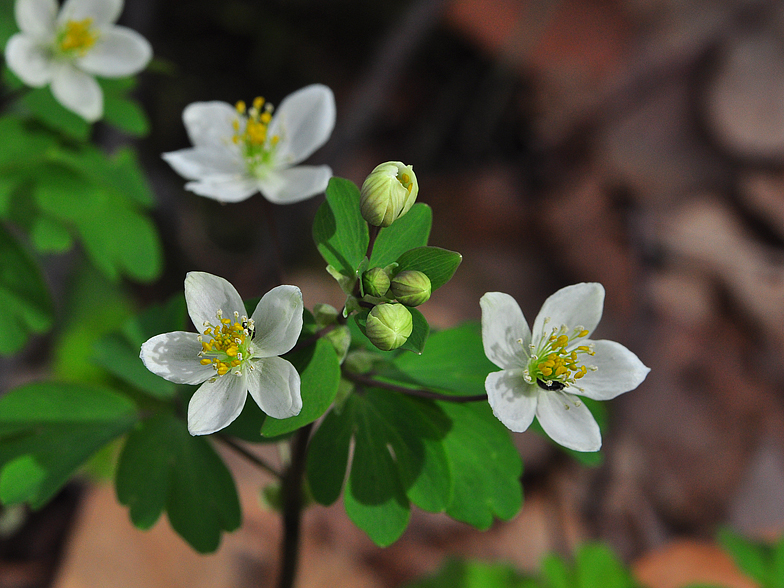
<box><xmin>360</xmin><ymin>390</ymin><xmax>452</xmax><ymax>513</ymax></box>
<box><xmin>439</xmin><ymin>401</ymin><xmax>522</xmax><ymax>529</ymax></box>
<box><xmin>541</xmin><ymin>554</ymin><xmax>572</xmax><ymax>588</ymax></box>
<box><xmin>21</xmin><ymin>88</ymin><xmax>91</xmax><ymax>140</ymax></box>
<box><xmin>395</xmin><ymin>246</ymin><xmax>462</xmax><ymax>291</ymax></box>
<box><xmin>772</xmin><ymin>535</ymin><xmax>784</xmax><ymax>588</ymax></box>
<box><xmin>344</xmin><ymin>393</ymin><xmax>411</xmax><ymax>546</ymax></box>
<box><xmin>92</xmin><ymin>333</ymin><xmax>176</xmax><ymax>400</ymax></box>
<box><xmin>313</xmin><ymin>177</ymin><xmax>369</xmax><ymax>276</ymax></box>
<box><xmin>404</xmin><ymin>558</ymin><xmax>534</xmax><ymax>588</ymax></box>
<box><xmin>0</xmin><ymin>116</ymin><xmax>57</xmax><ymax>170</ymax></box>
<box><xmin>261</xmin><ymin>337</ymin><xmax>341</xmax><ymax>437</ymax></box>
<box><xmin>34</xmin><ymin>163</ymin><xmax>162</xmax><ymax>282</ymax></box>
<box><xmin>30</xmin><ymin>215</ymin><xmax>73</xmax><ymax>253</ymax></box>
<box><xmin>0</xmin><ymin>223</ymin><xmax>54</xmax><ymax>354</ymax></box>
<box><xmin>369</xmin><ymin>203</ymin><xmax>432</xmax><ymax>268</ymax></box>
<box><xmin>718</xmin><ymin>527</ymin><xmax>771</xmax><ymax>586</ymax></box>
<box><xmin>400</xmin><ymin>307</ymin><xmax>430</xmax><ymax>354</ymax></box>
<box><xmin>102</xmin><ymin>95</ymin><xmax>150</xmax><ymax>137</ymax></box>
<box><xmin>116</xmin><ymin>412</ymin><xmax>241</xmax><ymax>553</ymax></box>
<box><xmin>575</xmin><ymin>543</ymin><xmax>636</xmax><ymax>588</ymax></box>
<box><xmin>0</xmin><ymin>382</ymin><xmax>137</xmax><ymax>509</ymax></box>
<box><xmin>306</xmin><ymin>402</ymin><xmax>353</xmax><ymax>506</ymax></box>
<box><xmin>391</xmin><ymin>322</ymin><xmax>494</xmax><ymax>396</ymax></box>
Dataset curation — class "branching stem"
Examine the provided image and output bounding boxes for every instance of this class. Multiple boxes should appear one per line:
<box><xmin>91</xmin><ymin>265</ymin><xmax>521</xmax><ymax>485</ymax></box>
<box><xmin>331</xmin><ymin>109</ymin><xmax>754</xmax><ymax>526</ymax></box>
<box><xmin>217</xmin><ymin>435</ymin><xmax>282</xmax><ymax>478</ymax></box>
<box><xmin>345</xmin><ymin>371</ymin><xmax>488</xmax><ymax>402</ymax></box>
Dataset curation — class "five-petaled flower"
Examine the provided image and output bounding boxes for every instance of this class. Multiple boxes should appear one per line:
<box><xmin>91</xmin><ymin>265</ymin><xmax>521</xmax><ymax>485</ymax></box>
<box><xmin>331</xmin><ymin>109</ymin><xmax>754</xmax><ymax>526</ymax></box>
<box><xmin>140</xmin><ymin>272</ymin><xmax>304</xmax><ymax>436</ymax></box>
<box><xmin>162</xmin><ymin>84</ymin><xmax>336</xmax><ymax>204</ymax></box>
<box><xmin>5</xmin><ymin>0</ymin><xmax>152</xmax><ymax>122</ymax></box>
<box><xmin>480</xmin><ymin>283</ymin><xmax>649</xmax><ymax>452</ymax></box>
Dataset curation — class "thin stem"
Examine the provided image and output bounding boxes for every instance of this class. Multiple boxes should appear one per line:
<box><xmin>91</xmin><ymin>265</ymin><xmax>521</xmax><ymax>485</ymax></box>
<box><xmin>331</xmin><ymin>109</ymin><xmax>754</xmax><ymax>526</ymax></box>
<box><xmin>217</xmin><ymin>435</ymin><xmax>282</xmax><ymax>478</ymax></box>
<box><xmin>365</xmin><ymin>224</ymin><xmax>380</xmax><ymax>260</ymax></box>
<box><xmin>345</xmin><ymin>371</ymin><xmax>488</xmax><ymax>403</ymax></box>
<box><xmin>277</xmin><ymin>423</ymin><xmax>313</xmax><ymax>588</ymax></box>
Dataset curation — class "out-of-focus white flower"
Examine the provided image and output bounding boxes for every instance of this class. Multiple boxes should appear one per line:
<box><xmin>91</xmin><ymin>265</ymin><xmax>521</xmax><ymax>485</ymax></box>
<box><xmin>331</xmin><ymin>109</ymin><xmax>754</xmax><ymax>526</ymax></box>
<box><xmin>140</xmin><ymin>272</ymin><xmax>304</xmax><ymax>436</ymax></box>
<box><xmin>480</xmin><ymin>283</ymin><xmax>650</xmax><ymax>452</ymax></box>
<box><xmin>162</xmin><ymin>84</ymin><xmax>335</xmax><ymax>204</ymax></box>
<box><xmin>5</xmin><ymin>0</ymin><xmax>152</xmax><ymax>121</ymax></box>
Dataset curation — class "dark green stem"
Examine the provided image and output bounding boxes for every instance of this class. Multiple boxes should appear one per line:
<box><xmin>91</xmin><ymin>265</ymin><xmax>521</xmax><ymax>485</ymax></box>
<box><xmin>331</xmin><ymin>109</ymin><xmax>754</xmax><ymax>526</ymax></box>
<box><xmin>345</xmin><ymin>371</ymin><xmax>488</xmax><ymax>403</ymax></box>
<box><xmin>277</xmin><ymin>423</ymin><xmax>313</xmax><ymax>588</ymax></box>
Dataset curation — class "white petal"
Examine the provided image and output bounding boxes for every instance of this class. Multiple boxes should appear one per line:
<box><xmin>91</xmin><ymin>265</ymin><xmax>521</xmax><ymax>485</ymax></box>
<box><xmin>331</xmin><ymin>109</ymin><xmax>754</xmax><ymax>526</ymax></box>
<box><xmin>139</xmin><ymin>331</ymin><xmax>213</xmax><ymax>385</ymax></box>
<box><xmin>181</xmin><ymin>101</ymin><xmax>237</xmax><ymax>149</ymax></box>
<box><xmin>251</xmin><ymin>285</ymin><xmax>303</xmax><ymax>357</ymax></box>
<box><xmin>51</xmin><ymin>63</ymin><xmax>102</xmax><ymax>121</ymax></box>
<box><xmin>184</xmin><ymin>176</ymin><xmax>259</xmax><ymax>203</ymax></box>
<box><xmin>15</xmin><ymin>0</ymin><xmax>56</xmax><ymax>36</ymax></box>
<box><xmin>184</xmin><ymin>272</ymin><xmax>246</xmax><ymax>332</ymax></box>
<box><xmin>247</xmin><ymin>356</ymin><xmax>302</xmax><ymax>419</ymax></box>
<box><xmin>76</xmin><ymin>26</ymin><xmax>151</xmax><ymax>77</ymax></box>
<box><xmin>162</xmin><ymin>147</ymin><xmax>244</xmax><ymax>181</ymax></box>
<box><xmin>268</xmin><ymin>84</ymin><xmax>335</xmax><ymax>166</ymax></box>
<box><xmin>4</xmin><ymin>34</ymin><xmax>53</xmax><ymax>87</ymax></box>
<box><xmin>480</xmin><ymin>292</ymin><xmax>530</xmax><ymax>370</ymax></box>
<box><xmin>187</xmin><ymin>374</ymin><xmax>248</xmax><ymax>435</ymax></box>
<box><xmin>536</xmin><ymin>391</ymin><xmax>601</xmax><ymax>452</ymax></box>
<box><xmin>573</xmin><ymin>339</ymin><xmax>650</xmax><ymax>401</ymax></box>
<box><xmin>58</xmin><ymin>0</ymin><xmax>123</xmax><ymax>25</ymax></box>
<box><xmin>257</xmin><ymin>165</ymin><xmax>332</xmax><ymax>204</ymax></box>
<box><xmin>532</xmin><ymin>282</ymin><xmax>604</xmax><ymax>340</ymax></box>
<box><xmin>485</xmin><ymin>369</ymin><xmax>538</xmax><ymax>433</ymax></box>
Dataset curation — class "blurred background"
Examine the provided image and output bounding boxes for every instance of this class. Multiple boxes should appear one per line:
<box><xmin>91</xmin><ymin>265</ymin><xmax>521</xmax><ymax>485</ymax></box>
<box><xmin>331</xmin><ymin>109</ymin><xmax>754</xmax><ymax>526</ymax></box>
<box><xmin>4</xmin><ymin>0</ymin><xmax>784</xmax><ymax>586</ymax></box>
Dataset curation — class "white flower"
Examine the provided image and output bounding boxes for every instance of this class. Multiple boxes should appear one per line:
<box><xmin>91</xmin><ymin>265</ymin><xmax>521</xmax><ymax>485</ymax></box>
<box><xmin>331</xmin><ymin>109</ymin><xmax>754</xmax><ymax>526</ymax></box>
<box><xmin>162</xmin><ymin>84</ymin><xmax>336</xmax><ymax>204</ymax></box>
<box><xmin>5</xmin><ymin>0</ymin><xmax>152</xmax><ymax>122</ymax></box>
<box><xmin>140</xmin><ymin>272</ymin><xmax>304</xmax><ymax>436</ymax></box>
<box><xmin>480</xmin><ymin>283</ymin><xmax>650</xmax><ymax>452</ymax></box>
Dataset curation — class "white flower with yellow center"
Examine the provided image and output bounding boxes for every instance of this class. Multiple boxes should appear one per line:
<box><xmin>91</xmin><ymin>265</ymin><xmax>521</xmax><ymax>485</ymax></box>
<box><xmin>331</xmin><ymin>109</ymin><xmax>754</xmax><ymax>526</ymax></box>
<box><xmin>480</xmin><ymin>283</ymin><xmax>649</xmax><ymax>452</ymax></box>
<box><xmin>5</xmin><ymin>0</ymin><xmax>152</xmax><ymax>122</ymax></box>
<box><xmin>162</xmin><ymin>84</ymin><xmax>335</xmax><ymax>204</ymax></box>
<box><xmin>140</xmin><ymin>272</ymin><xmax>304</xmax><ymax>436</ymax></box>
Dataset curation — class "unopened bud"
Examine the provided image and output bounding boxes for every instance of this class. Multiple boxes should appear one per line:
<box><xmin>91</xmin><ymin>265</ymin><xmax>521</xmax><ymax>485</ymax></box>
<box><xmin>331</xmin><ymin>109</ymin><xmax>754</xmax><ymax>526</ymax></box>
<box><xmin>362</xmin><ymin>267</ymin><xmax>391</xmax><ymax>298</ymax></box>
<box><xmin>359</xmin><ymin>161</ymin><xmax>418</xmax><ymax>227</ymax></box>
<box><xmin>390</xmin><ymin>270</ymin><xmax>431</xmax><ymax>307</ymax></box>
<box><xmin>365</xmin><ymin>303</ymin><xmax>413</xmax><ymax>351</ymax></box>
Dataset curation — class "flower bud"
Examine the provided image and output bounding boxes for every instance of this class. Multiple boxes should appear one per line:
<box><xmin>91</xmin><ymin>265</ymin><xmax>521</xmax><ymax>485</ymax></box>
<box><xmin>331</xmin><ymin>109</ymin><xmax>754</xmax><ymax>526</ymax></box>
<box><xmin>390</xmin><ymin>270</ymin><xmax>431</xmax><ymax>307</ymax></box>
<box><xmin>361</xmin><ymin>267</ymin><xmax>391</xmax><ymax>298</ymax></box>
<box><xmin>359</xmin><ymin>161</ymin><xmax>418</xmax><ymax>227</ymax></box>
<box><xmin>365</xmin><ymin>303</ymin><xmax>413</xmax><ymax>351</ymax></box>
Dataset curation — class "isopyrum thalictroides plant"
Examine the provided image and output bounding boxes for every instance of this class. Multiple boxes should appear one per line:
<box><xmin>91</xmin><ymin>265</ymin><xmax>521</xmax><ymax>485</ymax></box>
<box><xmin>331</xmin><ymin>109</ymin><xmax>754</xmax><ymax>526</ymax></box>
<box><xmin>0</xmin><ymin>2</ymin><xmax>652</xmax><ymax>586</ymax></box>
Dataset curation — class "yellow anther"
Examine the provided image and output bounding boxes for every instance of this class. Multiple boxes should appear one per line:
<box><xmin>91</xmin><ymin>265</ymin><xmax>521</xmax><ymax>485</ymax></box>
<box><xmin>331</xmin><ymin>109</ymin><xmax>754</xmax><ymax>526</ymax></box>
<box><xmin>59</xmin><ymin>18</ymin><xmax>98</xmax><ymax>54</ymax></box>
<box><xmin>201</xmin><ymin>341</ymin><xmax>212</xmax><ymax>352</ymax></box>
<box><xmin>200</xmin><ymin>358</ymin><xmax>212</xmax><ymax>365</ymax></box>
<box><xmin>401</xmin><ymin>173</ymin><xmax>410</xmax><ymax>184</ymax></box>
<box><xmin>577</xmin><ymin>345</ymin><xmax>590</xmax><ymax>352</ymax></box>
<box><xmin>271</xmin><ymin>135</ymin><xmax>280</xmax><ymax>145</ymax></box>
<box><xmin>260</xmin><ymin>111</ymin><xmax>272</xmax><ymax>124</ymax></box>
<box><xmin>217</xmin><ymin>365</ymin><xmax>229</xmax><ymax>375</ymax></box>
<box><xmin>578</xmin><ymin>329</ymin><xmax>589</xmax><ymax>337</ymax></box>
<box><xmin>555</xmin><ymin>366</ymin><xmax>567</xmax><ymax>376</ymax></box>
<box><xmin>221</xmin><ymin>318</ymin><xmax>231</xmax><ymax>324</ymax></box>
<box><xmin>541</xmin><ymin>367</ymin><xmax>552</xmax><ymax>376</ymax></box>
<box><xmin>556</xmin><ymin>335</ymin><xmax>569</xmax><ymax>347</ymax></box>
<box><xmin>253</xmin><ymin>97</ymin><xmax>264</xmax><ymax>110</ymax></box>
<box><xmin>226</xmin><ymin>346</ymin><xmax>238</xmax><ymax>357</ymax></box>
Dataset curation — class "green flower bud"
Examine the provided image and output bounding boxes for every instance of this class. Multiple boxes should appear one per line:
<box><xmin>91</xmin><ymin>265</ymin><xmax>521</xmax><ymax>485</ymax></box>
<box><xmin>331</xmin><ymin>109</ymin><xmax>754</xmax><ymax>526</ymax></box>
<box><xmin>390</xmin><ymin>270</ymin><xmax>431</xmax><ymax>307</ymax></box>
<box><xmin>359</xmin><ymin>161</ymin><xmax>418</xmax><ymax>227</ymax></box>
<box><xmin>365</xmin><ymin>303</ymin><xmax>413</xmax><ymax>351</ymax></box>
<box><xmin>361</xmin><ymin>266</ymin><xmax>391</xmax><ymax>298</ymax></box>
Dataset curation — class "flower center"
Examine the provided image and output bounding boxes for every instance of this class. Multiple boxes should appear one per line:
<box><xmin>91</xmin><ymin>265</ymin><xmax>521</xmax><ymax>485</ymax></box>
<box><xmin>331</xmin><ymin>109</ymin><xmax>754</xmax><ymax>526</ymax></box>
<box><xmin>197</xmin><ymin>310</ymin><xmax>256</xmax><ymax>377</ymax></box>
<box><xmin>523</xmin><ymin>319</ymin><xmax>596</xmax><ymax>391</ymax></box>
<box><xmin>397</xmin><ymin>171</ymin><xmax>414</xmax><ymax>195</ymax></box>
<box><xmin>57</xmin><ymin>18</ymin><xmax>99</xmax><ymax>56</ymax></box>
<box><xmin>231</xmin><ymin>97</ymin><xmax>280</xmax><ymax>178</ymax></box>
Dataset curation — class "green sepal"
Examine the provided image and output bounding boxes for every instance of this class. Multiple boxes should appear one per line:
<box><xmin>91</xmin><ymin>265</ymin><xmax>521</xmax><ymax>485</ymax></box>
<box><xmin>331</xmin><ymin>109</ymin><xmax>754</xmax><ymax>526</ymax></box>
<box><xmin>115</xmin><ymin>412</ymin><xmax>241</xmax><ymax>553</ymax></box>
